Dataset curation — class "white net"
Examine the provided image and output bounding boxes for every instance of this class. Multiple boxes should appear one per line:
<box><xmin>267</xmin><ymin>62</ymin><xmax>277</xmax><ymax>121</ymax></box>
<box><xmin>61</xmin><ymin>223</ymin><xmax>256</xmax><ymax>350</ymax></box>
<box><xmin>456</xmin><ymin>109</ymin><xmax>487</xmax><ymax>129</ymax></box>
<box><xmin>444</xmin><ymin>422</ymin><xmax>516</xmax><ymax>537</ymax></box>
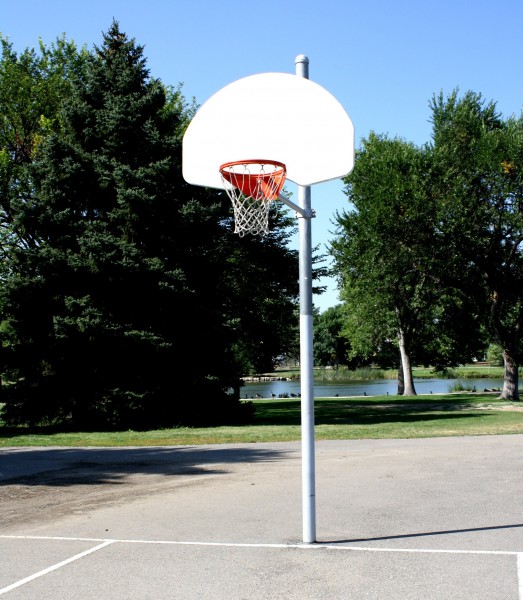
<box><xmin>227</xmin><ymin>192</ymin><xmax>272</xmax><ymax>237</ymax></box>
<box><xmin>227</xmin><ymin>188</ymin><xmax>271</xmax><ymax>237</ymax></box>
<box><xmin>220</xmin><ymin>161</ymin><xmax>286</xmax><ymax>237</ymax></box>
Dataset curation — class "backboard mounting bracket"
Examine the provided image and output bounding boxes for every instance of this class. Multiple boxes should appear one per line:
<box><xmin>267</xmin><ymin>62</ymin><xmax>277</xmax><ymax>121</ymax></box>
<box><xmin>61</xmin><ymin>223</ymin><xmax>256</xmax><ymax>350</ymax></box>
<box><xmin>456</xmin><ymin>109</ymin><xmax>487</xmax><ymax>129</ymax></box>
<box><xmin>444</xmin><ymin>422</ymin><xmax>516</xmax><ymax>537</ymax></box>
<box><xmin>277</xmin><ymin>193</ymin><xmax>313</xmax><ymax>218</ymax></box>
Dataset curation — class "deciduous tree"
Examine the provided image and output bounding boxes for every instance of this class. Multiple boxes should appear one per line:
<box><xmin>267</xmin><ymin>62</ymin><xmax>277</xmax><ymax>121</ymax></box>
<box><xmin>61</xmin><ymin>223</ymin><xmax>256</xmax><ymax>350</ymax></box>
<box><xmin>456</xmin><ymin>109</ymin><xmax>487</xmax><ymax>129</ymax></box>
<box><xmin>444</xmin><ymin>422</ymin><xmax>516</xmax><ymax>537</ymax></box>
<box><xmin>431</xmin><ymin>90</ymin><xmax>523</xmax><ymax>400</ymax></box>
<box><xmin>332</xmin><ymin>133</ymin><xmax>485</xmax><ymax>394</ymax></box>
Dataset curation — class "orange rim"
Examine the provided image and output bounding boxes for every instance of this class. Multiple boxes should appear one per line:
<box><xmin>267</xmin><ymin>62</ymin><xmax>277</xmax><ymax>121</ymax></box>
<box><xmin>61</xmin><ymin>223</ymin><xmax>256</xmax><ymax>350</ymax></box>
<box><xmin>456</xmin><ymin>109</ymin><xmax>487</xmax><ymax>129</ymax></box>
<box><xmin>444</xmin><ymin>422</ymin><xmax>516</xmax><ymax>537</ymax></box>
<box><xmin>220</xmin><ymin>160</ymin><xmax>286</xmax><ymax>201</ymax></box>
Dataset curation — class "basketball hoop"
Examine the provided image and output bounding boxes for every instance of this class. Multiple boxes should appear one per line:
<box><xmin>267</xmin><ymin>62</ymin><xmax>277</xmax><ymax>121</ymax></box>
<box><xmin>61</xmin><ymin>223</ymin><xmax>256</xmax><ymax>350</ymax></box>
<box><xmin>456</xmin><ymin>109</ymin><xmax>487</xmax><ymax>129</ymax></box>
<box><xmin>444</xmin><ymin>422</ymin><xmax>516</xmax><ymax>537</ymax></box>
<box><xmin>219</xmin><ymin>160</ymin><xmax>286</xmax><ymax>236</ymax></box>
<box><xmin>183</xmin><ymin>60</ymin><xmax>356</xmax><ymax>544</ymax></box>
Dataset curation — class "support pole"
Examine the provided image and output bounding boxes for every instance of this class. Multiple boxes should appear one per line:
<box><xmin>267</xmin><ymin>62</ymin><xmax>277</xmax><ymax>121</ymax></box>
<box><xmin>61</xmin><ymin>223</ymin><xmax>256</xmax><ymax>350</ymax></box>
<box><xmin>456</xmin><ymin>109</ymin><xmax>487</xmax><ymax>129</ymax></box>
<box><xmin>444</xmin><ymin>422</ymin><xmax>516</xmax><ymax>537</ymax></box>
<box><xmin>295</xmin><ymin>54</ymin><xmax>316</xmax><ymax>544</ymax></box>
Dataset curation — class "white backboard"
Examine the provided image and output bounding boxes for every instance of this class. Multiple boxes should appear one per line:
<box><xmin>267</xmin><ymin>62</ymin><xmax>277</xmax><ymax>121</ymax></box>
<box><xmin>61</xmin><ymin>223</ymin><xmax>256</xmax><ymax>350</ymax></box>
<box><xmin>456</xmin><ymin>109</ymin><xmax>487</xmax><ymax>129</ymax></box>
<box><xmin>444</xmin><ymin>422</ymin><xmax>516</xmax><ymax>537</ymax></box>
<box><xmin>183</xmin><ymin>72</ymin><xmax>354</xmax><ymax>189</ymax></box>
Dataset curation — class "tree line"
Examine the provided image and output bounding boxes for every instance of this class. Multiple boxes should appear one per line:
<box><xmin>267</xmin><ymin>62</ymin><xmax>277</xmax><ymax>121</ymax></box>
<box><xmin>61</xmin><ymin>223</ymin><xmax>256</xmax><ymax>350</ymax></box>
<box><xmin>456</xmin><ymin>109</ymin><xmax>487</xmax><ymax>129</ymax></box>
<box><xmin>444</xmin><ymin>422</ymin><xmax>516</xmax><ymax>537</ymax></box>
<box><xmin>0</xmin><ymin>22</ymin><xmax>311</xmax><ymax>428</ymax></box>
<box><xmin>2</xmin><ymin>20</ymin><xmax>521</xmax><ymax>430</ymax></box>
<box><xmin>328</xmin><ymin>91</ymin><xmax>523</xmax><ymax>400</ymax></box>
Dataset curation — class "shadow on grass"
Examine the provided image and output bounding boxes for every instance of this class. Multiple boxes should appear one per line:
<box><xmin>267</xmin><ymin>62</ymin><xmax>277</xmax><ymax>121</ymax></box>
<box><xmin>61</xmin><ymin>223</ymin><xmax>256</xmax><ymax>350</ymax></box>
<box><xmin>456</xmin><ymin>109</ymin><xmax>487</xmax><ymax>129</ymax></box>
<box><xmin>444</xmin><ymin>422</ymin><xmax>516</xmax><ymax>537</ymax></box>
<box><xmin>254</xmin><ymin>397</ymin><xmax>498</xmax><ymax>427</ymax></box>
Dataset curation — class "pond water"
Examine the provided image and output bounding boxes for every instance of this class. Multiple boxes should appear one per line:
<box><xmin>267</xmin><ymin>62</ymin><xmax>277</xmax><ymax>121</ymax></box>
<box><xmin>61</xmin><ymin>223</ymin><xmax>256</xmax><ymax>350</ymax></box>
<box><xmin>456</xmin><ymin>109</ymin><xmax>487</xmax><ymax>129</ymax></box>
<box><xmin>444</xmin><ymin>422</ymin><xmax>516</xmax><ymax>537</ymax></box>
<box><xmin>241</xmin><ymin>377</ymin><xmax>505</xmax><ymax>399</ymax></box>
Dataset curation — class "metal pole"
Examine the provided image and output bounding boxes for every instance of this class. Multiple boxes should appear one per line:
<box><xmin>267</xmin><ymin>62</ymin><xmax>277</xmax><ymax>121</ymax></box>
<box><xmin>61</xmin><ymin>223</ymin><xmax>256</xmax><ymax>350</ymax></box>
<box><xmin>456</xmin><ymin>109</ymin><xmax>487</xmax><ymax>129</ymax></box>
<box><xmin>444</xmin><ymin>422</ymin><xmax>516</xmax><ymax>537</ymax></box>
<box><xmin>295</xmin><ymin>54</ymin><xmax>316</xmax><ymax>544</ymax></box>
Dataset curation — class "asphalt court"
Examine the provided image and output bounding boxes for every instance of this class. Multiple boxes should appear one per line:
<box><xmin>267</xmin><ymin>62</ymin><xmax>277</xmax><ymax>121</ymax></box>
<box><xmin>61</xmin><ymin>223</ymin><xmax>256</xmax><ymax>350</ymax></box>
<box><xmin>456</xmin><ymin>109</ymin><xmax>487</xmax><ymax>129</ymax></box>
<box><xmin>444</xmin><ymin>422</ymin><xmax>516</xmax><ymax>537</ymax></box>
<box><xmin>1</xmin><ymin>435</ymin><xmax>523</xmax><ymax>599</ymax></box>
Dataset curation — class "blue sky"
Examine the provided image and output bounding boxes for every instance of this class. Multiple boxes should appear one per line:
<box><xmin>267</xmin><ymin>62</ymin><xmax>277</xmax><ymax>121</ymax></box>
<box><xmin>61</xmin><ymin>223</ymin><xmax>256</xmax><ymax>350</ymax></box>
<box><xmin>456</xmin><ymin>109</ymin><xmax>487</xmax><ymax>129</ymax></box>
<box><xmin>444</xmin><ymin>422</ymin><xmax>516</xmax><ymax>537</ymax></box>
<box><xmin>2</xmin><ymin>0</ymin><xmax>523</xmax><ymax>312</ymax></box>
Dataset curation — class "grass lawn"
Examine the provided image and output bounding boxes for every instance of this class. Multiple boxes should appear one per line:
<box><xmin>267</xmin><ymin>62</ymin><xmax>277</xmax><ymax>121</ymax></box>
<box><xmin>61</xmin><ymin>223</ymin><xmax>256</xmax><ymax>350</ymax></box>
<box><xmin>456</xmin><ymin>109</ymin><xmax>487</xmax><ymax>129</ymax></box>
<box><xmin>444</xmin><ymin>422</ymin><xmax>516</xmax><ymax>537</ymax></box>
<box><xmin>1</xmin><ymin>392</ymin><xmax>522</xmax><ymax>447</ymax></box>
<box><xmin>272</xmin><ymin>364</ymin><xmax>506</xmax><ymax>381</ymax></box>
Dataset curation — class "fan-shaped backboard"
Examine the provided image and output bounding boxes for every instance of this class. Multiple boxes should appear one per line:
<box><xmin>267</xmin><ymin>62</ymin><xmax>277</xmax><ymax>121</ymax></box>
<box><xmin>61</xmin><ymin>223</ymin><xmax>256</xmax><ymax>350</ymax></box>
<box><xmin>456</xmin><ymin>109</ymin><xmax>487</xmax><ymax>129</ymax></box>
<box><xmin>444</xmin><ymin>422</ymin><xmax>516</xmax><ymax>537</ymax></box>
<box><xmin>182</xmin><ymin>72</ymin><xmax>354</xmax><ymax>189</ymax></box>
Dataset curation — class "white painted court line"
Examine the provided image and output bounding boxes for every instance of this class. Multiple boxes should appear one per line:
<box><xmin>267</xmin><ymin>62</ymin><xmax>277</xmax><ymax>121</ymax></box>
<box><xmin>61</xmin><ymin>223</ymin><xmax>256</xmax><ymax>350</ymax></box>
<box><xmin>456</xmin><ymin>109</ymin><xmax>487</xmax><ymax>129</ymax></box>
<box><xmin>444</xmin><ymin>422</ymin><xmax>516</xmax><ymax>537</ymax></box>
<box><xmin>518</xmin><ymin>553</ymin><xmax>523</xmax><ymax>600</ymax></box>
<box><xmin>0</xmin><ymin>534</ymin><xmax>520</xmax><ymax>556</ymax></box>
<box><xmin>0</xmin><ymin>539</ymin><xmax>115</xmax><ymax>596</ymax></box>
<box><xmin>1</xmin><ymin>536</ymin><xmax>522</xmax><ymax>598</ymax></box>
<box><xmin>321</xmin><ymin>544</ymin><xmax>518</xmax><ymax>556</ymax></box>
<box><xmin>0</xmin><ymin>535</ymin><xmax>290</xmax><ymax>549</ymax></box>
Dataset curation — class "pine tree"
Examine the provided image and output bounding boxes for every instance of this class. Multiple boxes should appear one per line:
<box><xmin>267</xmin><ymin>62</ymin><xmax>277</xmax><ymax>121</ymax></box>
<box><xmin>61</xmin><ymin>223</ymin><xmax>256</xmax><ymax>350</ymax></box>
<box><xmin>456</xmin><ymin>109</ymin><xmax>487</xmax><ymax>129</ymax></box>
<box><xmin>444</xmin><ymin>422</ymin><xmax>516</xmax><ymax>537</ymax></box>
<box><xmin>1</xmin><ymin>22</ymin><xmax>234</xmax><ymax>427</ymax></box>
<box><xmin>1</xmin><ymin>22</ymin><xmax>302</xmax><ymax>428</ymax></box>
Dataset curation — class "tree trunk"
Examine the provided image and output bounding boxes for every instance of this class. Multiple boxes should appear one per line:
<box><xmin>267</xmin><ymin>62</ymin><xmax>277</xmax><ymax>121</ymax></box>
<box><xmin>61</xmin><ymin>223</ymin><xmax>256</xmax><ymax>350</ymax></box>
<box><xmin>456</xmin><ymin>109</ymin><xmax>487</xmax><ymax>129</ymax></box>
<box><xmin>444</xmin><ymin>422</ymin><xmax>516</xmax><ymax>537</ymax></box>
<box><xmin>500</xmin><ymin>349</ymin><xmax>519</xmax><ymax>401</ymax></box>
<box><xmin>397</xmin><ymin>365</ymin><xmax>404</xmax><ymax>395</ymax></box>
<box><xmin>398</xmin><ymin>327</ymin><xmax>417</xmax><ymax>396</ymax></box>
<box><xmin>231</xmin><ymin>381</ymin><xmax>241</xmax><ymax>402</ymax></box>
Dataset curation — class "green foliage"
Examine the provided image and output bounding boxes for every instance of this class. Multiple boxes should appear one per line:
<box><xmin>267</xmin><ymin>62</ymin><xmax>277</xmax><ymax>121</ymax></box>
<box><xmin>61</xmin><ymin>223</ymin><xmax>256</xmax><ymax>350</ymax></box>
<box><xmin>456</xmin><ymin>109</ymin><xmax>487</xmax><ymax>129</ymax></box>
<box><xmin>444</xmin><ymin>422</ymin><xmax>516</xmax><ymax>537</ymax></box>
<box><xmin>313</xmin><ymin>304</ymin><xmax>352</xmax><ymax>367</ymax></box>
<box><xmin>431</xmin><ymin>89</ymin><xmax>523</xmax><ymax>398</ymax></box>
<box><xmin>0</xmin><ymin>22</ymin><xmax>300</xmax><ymax>428</ymax></box>
<box><xmin>486</xmin><ymin>343</ymin><xmax>504</xmax><ymax>366</ymax></box>
<box><xmin>0</xmin><ymin>34</ymin><xmax>88</xmax><ymax>269</ymax></box>
<box><xmin>217</xmin><ymin>218</ymin><xmax>299</xmax><ymax>376</ymax></box>
<box><xmin>332</xmin><ymin>133</ymin><xmax>485</xmax><ymax>381</ymax></box>
<box><xmin>331</xmin><ymin>87</ymin><xmax>522</xmax><ymax>400</ymax></box>
<box><xmin>313</xmin><ymin>366</ymin><xmax>387</xmax><ymax>381</ymax></box>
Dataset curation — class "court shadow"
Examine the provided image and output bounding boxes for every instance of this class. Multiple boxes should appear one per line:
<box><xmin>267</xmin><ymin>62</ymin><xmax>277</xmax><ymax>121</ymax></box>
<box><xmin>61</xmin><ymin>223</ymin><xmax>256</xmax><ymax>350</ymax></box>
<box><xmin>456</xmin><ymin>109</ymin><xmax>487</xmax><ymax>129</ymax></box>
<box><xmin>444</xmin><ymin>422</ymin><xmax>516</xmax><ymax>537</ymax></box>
<box><xmin>0</xmin><ymin>445</ymin><xmax>294</xmax><ymax>487</ymax></box>
<box><xmin>323</xmin><ymin>522</ymin><xmax>523</xmax><ymax>544</ymax></box>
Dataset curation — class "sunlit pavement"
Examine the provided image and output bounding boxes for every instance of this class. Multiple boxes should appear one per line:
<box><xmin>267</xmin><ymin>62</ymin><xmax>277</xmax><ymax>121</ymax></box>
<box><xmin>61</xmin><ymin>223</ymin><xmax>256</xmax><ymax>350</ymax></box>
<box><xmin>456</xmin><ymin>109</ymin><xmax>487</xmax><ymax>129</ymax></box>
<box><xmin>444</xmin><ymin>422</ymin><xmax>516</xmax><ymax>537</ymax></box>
<box><xmin>1</xmin><ymin>435</ymin><xmax>522</xmax><ymax>599</ymax></box>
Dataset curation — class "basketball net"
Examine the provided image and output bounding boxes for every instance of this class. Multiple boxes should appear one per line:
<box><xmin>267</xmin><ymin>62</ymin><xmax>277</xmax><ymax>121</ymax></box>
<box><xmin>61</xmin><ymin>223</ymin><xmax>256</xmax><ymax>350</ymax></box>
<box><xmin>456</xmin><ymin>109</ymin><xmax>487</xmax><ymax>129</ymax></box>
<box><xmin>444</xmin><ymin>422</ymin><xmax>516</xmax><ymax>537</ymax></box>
<box><xmin>219</xmin><ymin>160</ymin><xmax>286</xmax><ymax>237</ymax></box>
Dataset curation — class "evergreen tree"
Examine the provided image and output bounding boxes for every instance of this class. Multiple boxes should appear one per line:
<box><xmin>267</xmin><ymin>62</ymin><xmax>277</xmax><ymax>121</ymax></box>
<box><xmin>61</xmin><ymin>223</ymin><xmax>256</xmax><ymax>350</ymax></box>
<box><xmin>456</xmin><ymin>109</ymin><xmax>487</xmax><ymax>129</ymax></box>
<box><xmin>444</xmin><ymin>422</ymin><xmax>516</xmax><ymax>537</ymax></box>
<box><xmin>0</xmin><ymin>22</ymin><xmax>301</xmax><ymax>427</ymax></box>
<box><xmin>1</xmin><ymin>22</ymin><xmax>214</xmax><ymax>426</ymax></box>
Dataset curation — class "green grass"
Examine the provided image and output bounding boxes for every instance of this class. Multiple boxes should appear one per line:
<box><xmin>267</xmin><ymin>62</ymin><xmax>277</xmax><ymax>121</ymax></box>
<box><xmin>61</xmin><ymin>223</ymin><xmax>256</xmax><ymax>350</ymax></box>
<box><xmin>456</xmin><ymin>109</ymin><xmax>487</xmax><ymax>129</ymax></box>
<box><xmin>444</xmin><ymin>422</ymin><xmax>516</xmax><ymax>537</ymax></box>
<box><xmin>255</xmin><ymin>393</ymin><xmax>523</xmax><ymax>440</ymax></box>
<box><xmin>1</xmin><ymin>392</ymin><xmax>522</xmax><ymax>447</ymax></box>
<box><xmin>273</xmin><ymin>364</ymin><xmax>507</xmax><ymax>381</ymax></box>
<box><xmin>412</xmin><ymin>365</ymin><xmax>506</xmax><ymax>379</ymax></box>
